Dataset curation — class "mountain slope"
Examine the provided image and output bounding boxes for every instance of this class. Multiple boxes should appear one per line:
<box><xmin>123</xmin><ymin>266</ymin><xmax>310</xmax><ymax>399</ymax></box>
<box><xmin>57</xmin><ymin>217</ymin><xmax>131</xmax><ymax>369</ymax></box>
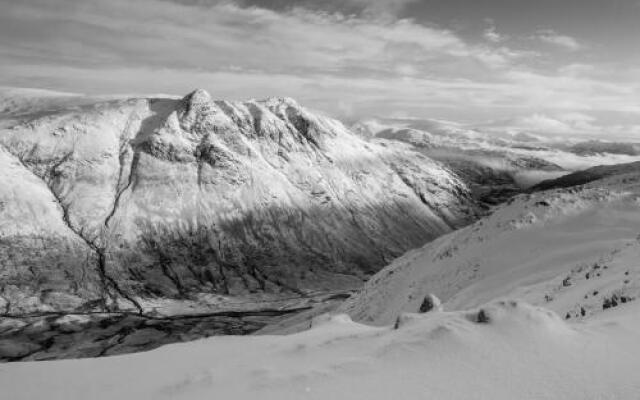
<box><xmin>0</xmin><ymin>89</ymin><xmax>479</xmax><ymax>316</ymax></box>
<box><xmin>339</xmin><ymin>169</ymin><xmax>640</xmax><ymax>326</ymax></box>
<box><xmin>0</xmin><ymin>147</ymin><xmax>101</xmax><ymax>314</ymax></box>
<box><xmin>531</xmin><ymin>161</ymin><xmax>640</xmax><ymax>191</ymax></box>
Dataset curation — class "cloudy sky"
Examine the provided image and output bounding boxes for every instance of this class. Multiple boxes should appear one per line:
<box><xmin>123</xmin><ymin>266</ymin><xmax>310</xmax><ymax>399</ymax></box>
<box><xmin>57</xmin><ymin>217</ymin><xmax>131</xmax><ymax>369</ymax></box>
<box><xmin>1</xmin><ymin>0</ymin><xmax>639</xmax><ymax>136</ymax></box>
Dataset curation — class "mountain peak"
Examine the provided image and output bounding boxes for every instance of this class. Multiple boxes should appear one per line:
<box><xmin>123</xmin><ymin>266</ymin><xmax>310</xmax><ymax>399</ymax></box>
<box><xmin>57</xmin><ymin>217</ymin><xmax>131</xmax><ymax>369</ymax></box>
<box><xmin>183</xmin><ymin>88</ymin><xmax>212</xmax><ymax>107</ymax></box>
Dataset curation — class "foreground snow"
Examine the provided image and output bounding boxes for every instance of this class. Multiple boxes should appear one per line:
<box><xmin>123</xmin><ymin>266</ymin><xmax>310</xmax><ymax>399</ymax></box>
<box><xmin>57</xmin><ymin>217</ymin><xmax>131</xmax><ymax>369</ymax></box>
<box><xmin>2</xmin><ymin>300</ymin><xmax>640</xmax><ymax>400</ymax></box>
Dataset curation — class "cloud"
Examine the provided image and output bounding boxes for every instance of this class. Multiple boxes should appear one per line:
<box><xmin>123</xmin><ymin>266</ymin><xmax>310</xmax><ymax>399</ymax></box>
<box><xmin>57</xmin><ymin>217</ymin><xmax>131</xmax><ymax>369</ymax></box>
<box><xmin>228</xmin><ymin>0</ymin><xmax>417</xmax><ymax>17</ymax></box>
<box><xmin>473</xmin><ymin>113</ymin><xmax>591</xmax><ymax>137</ymax></box>
<box><xmin>343</xmin><ymin>0</ymin><xmax>418</xmax><ymax>16</ymax></box>
<box><xmin>517</xmin><ymin>113</ymin><xmax>599</xmax><ymax>134</ymax></box>
<box><xmin>535</xmin><ymin>29</ymin><xmax>582</xmax><ymax>51</ymax></box>
<box><xmin>0</xmin><ymin>0</ymin><xmax>639</xmax><ymax>137</ymax></box>
<box><xmin>0</xmin><ymin>0</ymin><xmax>526</xmax><ymax>81</ymax></box>
<box><xmin>473</xmin><ymin>111</ymin><xmax>640</xmax><ymax>142</ymax></box>
<box><xmin>483</xmin><ymin>19</ymin><xmax>507</xmax><ymax>43</ymax></box>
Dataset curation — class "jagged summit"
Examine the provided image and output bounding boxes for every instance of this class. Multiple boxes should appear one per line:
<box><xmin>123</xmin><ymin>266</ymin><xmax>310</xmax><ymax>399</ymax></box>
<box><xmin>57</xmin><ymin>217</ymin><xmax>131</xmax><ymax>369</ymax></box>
<box><xmin>182</xmin><ymin>89</ymin><xmax>301</xmax><ymax>110</ymax></box>
<box><xmin>170</xmin><ymin>89</ymin><xmax>338</xmax><ymax>150</ymax></box>
<box><xmin>183</xmin><ymin>88</ymin><xmax>212</xmax><ymax>105</ymax></box>
<box><xmin>181</xmin><ymin>90</ymin><xmax>304</xmax><ymax>118</ymax></box>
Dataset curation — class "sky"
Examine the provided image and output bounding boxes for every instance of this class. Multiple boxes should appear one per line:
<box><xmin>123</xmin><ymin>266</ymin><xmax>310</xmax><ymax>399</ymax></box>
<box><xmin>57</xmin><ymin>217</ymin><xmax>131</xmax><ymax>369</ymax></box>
<box><xmin>1</xmin><ymin>0</ymin><xmax>639</xmax><ymax>137</ymax></box>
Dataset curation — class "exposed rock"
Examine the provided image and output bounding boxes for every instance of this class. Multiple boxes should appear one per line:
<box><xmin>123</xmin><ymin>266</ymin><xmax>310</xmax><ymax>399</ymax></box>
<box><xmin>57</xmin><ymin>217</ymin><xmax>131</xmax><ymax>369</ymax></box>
<box><xmin>0</xmin><ymin>340</ymin><xmax>41</xmax><ymax>360</ymax></box>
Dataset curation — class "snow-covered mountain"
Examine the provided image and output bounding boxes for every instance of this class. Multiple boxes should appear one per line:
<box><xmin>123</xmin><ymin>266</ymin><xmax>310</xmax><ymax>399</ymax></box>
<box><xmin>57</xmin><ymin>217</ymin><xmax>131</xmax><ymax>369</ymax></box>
<box><xmin>339</xmin><ymin>164</ymin><xmax>640</xmax><ymax>326</ymax></box>
<box><xmin>0</xmin><ymin>89</ymin><xmax>480</xmax><ymax>317</ymax></box>
<box><xmin>353</xmin><ymin>117</ymin><xmax>640</xmax><ymax>205</ymax></box>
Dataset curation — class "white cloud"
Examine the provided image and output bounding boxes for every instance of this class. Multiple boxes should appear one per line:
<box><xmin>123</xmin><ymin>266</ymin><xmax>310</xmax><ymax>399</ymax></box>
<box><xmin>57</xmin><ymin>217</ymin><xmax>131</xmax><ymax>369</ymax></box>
<box><xmin>535</xmin><ymin>29</ymin><xmax>583</xmax><ymax>51</ymax></box>
<box><xmin>473</xmin><ymin>111</ymin><xmax>640</xmax><ymax>142</ymax></box>
<box><xmin>0</xmin><ymin>0</ymin><xmax>527</xmax><ymax>81</ymax></box>
<box><xmin>0</xmin><ymin>0</ymin><xmax>639</xmax><ymax>137</ymax></box>
<box><xmin>513</xmin><ymin>112</ymin><xmax>605</xmax><ymax>135</ymax></box>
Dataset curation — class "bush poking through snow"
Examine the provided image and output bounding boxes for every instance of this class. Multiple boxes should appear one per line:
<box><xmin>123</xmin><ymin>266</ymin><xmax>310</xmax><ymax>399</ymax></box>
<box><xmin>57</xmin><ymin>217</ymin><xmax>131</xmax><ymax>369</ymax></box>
<box><xmin>476</xmin><ymin>309</ymin><xmax>491</xmax><ymax>323</ymax></box>
<box><xmin>394</xmin><ymin>294</ymin><xmax>444</xmax><ymax>329</ymax></box>
<box><xmin>419</xmin><ymin>294</ymin><xmax>442</xmax><ymax>313</ymax></box>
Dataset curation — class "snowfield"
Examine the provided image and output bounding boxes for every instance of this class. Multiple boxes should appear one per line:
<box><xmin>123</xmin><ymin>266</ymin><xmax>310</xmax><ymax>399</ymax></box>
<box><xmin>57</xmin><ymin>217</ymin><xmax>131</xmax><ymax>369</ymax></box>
<box><xmin>340</xmin><ymin>169</ymin><xmax>640</xmax><ymax>326</ymax></box>
<box><xmin>1</xmin><ymin>300</ymin><xmax>640</xmax><ymax>399</ymax></box>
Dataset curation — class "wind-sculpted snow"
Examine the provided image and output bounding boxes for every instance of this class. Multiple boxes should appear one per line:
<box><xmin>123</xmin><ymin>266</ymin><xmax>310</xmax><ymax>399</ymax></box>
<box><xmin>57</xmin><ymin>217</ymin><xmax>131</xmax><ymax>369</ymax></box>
<box><xmin>3</xmin><ymin>299</ymin><xmax>640</xmax><ymax>399</ymax></box>
<box><xmin>0</xmin><ymin>90</ymin><xmax>479</xmax><ymax>316</ymax></box>
<box><xmin>340</xmin><ymin>171</ymin><xmax>640</xmax><ymax>326</ymax></box>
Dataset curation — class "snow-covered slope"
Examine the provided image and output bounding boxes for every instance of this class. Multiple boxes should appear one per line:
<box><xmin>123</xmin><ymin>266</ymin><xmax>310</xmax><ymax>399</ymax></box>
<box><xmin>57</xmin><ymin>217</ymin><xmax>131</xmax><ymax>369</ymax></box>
<box><xmin>340</xmin><ymin>170</ymin><xmax>640</xmax><ymax>326</ymax></box>
<box><xmin>0</xmin><ymin>89</ymin><xmax>479</xmax><ymax>316</ymax></box>
<box><xmin>2</xmin><ymin>299</ymin><xmax>640</xmax><ymax>399</ymax></box>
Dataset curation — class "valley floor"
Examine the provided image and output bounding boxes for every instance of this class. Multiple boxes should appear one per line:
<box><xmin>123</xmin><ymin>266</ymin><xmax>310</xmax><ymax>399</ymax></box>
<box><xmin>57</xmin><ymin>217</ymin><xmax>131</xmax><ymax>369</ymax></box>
<box><xmin>0</xmin><ymin>292</ymin><xmax>350</xmax><ymax>361</ymax></box>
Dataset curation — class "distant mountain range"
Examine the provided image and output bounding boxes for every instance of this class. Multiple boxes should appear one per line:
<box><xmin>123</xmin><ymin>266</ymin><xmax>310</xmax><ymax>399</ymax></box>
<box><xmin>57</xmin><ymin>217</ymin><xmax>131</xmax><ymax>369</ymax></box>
<box><xmin>351</xmin><ymin>117</ymin><xmax>640</xmax><ymax>204</ymax></box>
